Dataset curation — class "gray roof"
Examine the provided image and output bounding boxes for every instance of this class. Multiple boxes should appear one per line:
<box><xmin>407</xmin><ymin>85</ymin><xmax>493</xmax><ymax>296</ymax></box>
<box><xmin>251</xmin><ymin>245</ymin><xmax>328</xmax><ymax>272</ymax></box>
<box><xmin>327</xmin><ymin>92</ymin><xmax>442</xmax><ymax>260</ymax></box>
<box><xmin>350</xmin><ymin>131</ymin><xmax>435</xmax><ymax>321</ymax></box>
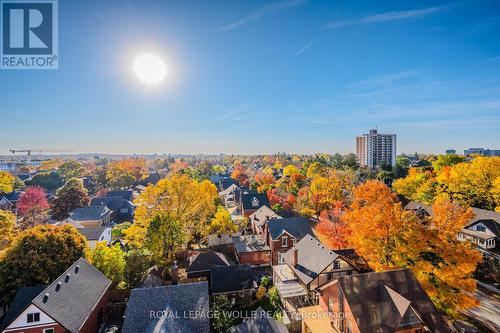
<box><xmin>241</xmin><ymin>192</ymin><xmax>270</xmax><ymax>211</ymax></box>
<box><xmin>32</xmin><ymin>258</ymin><xmax>111</xmax><ymax>333</ymax></box>
<box><xmin>405</xmin><ymin>201</ymin><xmax>500</xmax><ymax>225</ymax></box>
<box><xmin>210</xmin><ymin>265</ymin><xmax>257</xmax><ymax>294</ymax></box>
<box><xmin>122</xmin><ymin>282</ymin><xmax>210</xmax><ymax>333</ymax></box>
<box><xmin>186</xmin><ymin>251</ymin><xmax>230</xmax><ymax>273</ymax></box>
<box><xmin>331</xmin><ymin>269</ymin><xmax>451</xmax><ymax>333</ymax></box>
<box><xmin>250</xmin><ymin>205</ymin><xmax>282</xmax><ymax>228</ymax></box>
<box><xmin>105</xmin><ymin>190</ymin><xmax>134</xmax><ymax>201</ymax></box>
<box><xmin>227</xmin><ymin>307</ymin><xmax>288</xmax><ymax>333</ymax></box>
<box><xmin>89</xmin><ymin>197</ymin><xmax>134</xmax><ymax>212</ymax></box>
<box><xmin>267</xmin><ymin>217</ymin><xmax>314</xmax><ymax>240</ymax></box>
<box><xmin>69</xmin><ymin>205</ymin><xmax>111</xmax><ymax>221</ymax></box>
<box><xmin>232</xmin><ymin>235</ymin><xmax>270</xmax><ymax>253</ymax></box>
<box><xmin>283</xmin><ymin>236</ymin><xmax>338</xmax><ymax>285</ymax></box>
<box><xmin>0</xmin><ymin>286</ymin><xmax>46</xmax><ymax>331</ymax></box>
<box><xmin>77</xmin><ymin>226</ymin><xmax>109</xmax><ymax>241</ymax></box>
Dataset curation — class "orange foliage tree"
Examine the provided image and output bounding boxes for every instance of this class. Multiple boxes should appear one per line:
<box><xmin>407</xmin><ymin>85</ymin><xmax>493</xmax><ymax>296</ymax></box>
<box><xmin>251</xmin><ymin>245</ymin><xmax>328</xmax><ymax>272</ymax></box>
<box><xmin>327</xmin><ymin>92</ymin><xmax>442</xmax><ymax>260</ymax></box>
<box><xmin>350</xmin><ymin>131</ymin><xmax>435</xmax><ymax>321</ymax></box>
<box><xmin>315</xmin><ymin>201</ymin><xmax>350</xmax><ymax>249</ymax></box>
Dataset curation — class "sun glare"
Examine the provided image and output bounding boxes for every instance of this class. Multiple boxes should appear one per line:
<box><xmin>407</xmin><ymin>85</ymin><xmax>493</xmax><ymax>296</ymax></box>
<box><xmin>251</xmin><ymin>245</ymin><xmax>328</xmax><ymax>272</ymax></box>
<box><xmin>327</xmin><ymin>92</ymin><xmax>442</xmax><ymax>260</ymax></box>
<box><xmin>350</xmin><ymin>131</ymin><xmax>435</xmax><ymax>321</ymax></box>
<box><xmin>132</xmin><ymin>53</ymin><xmax>167</xmax><ymax>85</ymax></box>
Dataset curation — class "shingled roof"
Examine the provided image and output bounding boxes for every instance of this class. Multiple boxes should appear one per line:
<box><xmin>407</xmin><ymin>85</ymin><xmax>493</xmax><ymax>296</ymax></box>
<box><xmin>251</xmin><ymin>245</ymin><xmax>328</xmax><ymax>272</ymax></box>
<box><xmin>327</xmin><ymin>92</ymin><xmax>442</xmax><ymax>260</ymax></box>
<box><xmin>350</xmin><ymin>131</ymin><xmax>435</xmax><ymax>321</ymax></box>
<box><xmin>31</xmin><ymin>258</ymin><xmax>111</xmax><ymax>333</ymax></box>
<box><xmin>322</xmin><ymin>269</ymin><xmax>451</xmax><ymax>333</ymax></box>
<box><xmin>0</xmin><ymin>286</ymin><xmax>46</xmax><ymax>332</ymax></box>
<box><xmin>227</xmin><ymin>307</ymin><xmax>288</xmax><ymax>333</ymax></box>
<box><xmin>77</xmin><ymin>226</ymin><xmax>110</xmax><ymax>241</ymax></box>
<box><xmin>122</xmin><ymin>282</ymin><xmax>210</xmax><ymax>333</ymax></box>
<box><xmin>186</xmin><ymin>251</ymin><xmax>230</xmax><ymax>274</ymax></box>
<box><xmin>210</xmin><ymin>265</ymin><xmax>257</xmax><ymax>294</ymax></box>
<box><xmin>267</xmin><ymin>217</ymin><xmax>314</xmax><ymax>240</ymax></box>
<box><xmin>69</xmin><ymin>205</ymin><xmax>112</xmax><ymax>221</ymax></box>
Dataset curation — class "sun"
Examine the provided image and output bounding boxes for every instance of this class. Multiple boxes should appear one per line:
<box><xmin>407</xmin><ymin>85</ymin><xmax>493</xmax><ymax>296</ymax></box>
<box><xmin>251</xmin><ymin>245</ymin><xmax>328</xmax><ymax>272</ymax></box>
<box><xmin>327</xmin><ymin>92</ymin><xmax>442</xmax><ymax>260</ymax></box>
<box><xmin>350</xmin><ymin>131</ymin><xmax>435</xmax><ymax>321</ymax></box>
<box><xmin>132</xmin><ymin>53</ymin><xmax>167</xmax><ymax>85</ymax></box>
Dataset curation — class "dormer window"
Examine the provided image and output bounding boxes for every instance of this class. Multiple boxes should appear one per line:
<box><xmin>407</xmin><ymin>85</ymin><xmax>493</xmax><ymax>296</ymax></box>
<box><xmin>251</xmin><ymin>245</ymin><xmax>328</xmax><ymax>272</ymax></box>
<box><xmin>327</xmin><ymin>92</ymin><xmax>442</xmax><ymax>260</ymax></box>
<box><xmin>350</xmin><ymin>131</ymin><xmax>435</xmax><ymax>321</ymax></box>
<box><xmin>251</xmin><ymin>197</ymin><xmax>260</xmax><ymax>207</ymax></box>
<box><xmin>282</xmin><ymin>236</ymin><xmax>288</xmax><ymax>247</ymax></box>
<box><xmin>333</xmin><ymin>260</ymin><xmax>340</xmax><ymax>269</ymax></box>
<box><xmin>27</xmin><ymin>312</ymin><xmax>40</xmax><ymax>323</ymax></box>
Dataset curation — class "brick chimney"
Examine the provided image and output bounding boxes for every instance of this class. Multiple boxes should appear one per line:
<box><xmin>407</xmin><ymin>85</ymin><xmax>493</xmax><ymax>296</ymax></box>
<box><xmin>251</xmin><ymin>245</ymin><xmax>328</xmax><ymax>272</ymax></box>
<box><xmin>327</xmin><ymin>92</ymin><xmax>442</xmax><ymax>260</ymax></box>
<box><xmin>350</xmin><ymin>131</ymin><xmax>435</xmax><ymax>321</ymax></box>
<box><xmin>291</xmin><ymin>247</ymin><xmax>298</xmax><ymax>266</ymax></box>
<box><xmin>171</xmin><ymin>261</ymin><xmax>179</xmax><ymax>285</ymax></box>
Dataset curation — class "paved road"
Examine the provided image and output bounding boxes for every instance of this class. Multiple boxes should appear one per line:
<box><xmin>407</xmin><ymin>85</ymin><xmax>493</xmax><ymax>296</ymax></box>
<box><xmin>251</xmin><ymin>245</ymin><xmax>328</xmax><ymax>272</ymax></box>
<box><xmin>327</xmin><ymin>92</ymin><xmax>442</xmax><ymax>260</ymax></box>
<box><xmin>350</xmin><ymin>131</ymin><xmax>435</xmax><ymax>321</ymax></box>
<box><xmin>464</xmin><ymin>289</ymin><xmax>500</xmax><ymax>332</ymax></box>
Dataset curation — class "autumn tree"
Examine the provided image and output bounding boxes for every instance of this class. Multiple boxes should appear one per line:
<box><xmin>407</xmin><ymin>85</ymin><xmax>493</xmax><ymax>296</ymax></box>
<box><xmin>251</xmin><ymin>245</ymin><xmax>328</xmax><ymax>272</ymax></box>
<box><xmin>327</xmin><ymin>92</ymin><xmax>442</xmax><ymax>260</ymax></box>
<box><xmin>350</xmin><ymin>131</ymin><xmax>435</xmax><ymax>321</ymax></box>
<box><xmin>231</xmin><ymin>165</ymin><xmax>250</xmax><ymax>187</ymax></box>
<box><xmin>124</xmin><ymin>175</ymin><xmax>218</xmax><ymax>247</ymax></box>
<box><xmin>58</xmin><ymin>160</ymin><xmax>86</xmax><ymax>181</ymax></box>
<box><xmin>88</xmin><ymin>242</ymin><xmax>126</xmax><ymax>288</ymax></box>
<box><xmin>432</xmin><ymin>154</ymin><xmax>465</xmax><ymax>172</ymax></box>
<box><xmin>124</xmin><ymin>250</ymin><xmax>152</xmax><ymax>288</ymax></box>
<box><xmin>0</xmin><ymin>171</ymin><xmax>14</xmax><ymax>194</ymax></box>
<box><xmin>205</xmin><ymin>206</ymin><xmax>238</xmax><ymax>242</ymax></box>
<box><xmin>437</xmin><ymin>156</ymin><xmax>500</xmax><ymax>210</ymax></box>
<box><xmin>51</xmin><ymin>178</ymin><xmax>89</xmax><ymax>221</ymax></box>
<box><xmin>145</xmin><ymin>214</ymin><xmax>186</xmax><ymax>268</ymax></box>
<box><xmin>393</xmin><ymin>168</ymin><xmax>437</xmax><ymax>204</ymax></box>
<box><xmin>254</xmin><ymin>172</ymin><xmax>275</xmax><ymax>193</ymax></box>
<box><xmin>316</xmin><ymin>202</ymin><xmax>350</xmax><ymax>249</ymax></box>
<box><xmin>0</xmin><ymin>225</ymin><xmax>87</xmax><ymax>305</ymax></box>
<box><xmin>0</xmin><ymin>210</ymin><xmax>17</xmax><ymax>258</ymax></box>
<box><xmin>17</xmin><ymin>186</ymin><xmax>50</xmax><ymax>229</ymax></box>
<box><xmin>169</xmin><ymin>159</ymin><xmax>189</xmax><ymax>174</ymax></box>
<box><xmin>106</xmin><ymin>158</ymin><xmax>147</xmax><ymax>189</ymax></box>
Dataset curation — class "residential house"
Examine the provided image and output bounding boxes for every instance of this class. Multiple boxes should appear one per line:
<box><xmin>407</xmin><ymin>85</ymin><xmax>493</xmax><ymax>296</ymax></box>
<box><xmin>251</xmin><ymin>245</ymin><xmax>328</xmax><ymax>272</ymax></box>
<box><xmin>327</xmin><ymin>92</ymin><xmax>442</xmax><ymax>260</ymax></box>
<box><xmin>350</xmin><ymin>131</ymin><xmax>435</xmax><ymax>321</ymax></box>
<box><xmin>219</xmin><ymin>177</ymin><xmax>237</xmax><ymax>191</ymax></box>
<box><xmin>299</xmin><ymin>269</ymin><xmax>451</xmax><ymax>333</ymax></box>
<box><xmin>0</xmin><ymin>258</ymin><xmax>111</xmax><ymax>333</ymax></box>
<box><xmin>232</xmin><ymin>235</ymin><xmax>271</xmax><ymax>267</ymax></box>
<box><xmin>77</xmin><ymin>226</ymin><xmax>112</xmax><ymax>248</ymax></box>
<box><xmin>65</xmin><ymin>205</ymin><xmax>112</xmax><ymax>227</ymax></box>
<box><xmin>121</xmin><ymin>282</ymin><xmax>210</xmax><ymax>333</ymax></box>
<box><xmin>210</xmin><ymin>264</ymin><xmax>257</xmax><ymax>298</ymax></box>
<box><xmin>0</xmin><ymin>192</ymin><xmax>21</xmax><ymax>213</ymax></box>
<box><xmin>273</xmin><ymin>236</ymin><xmax>368</xmax><ymax>319</ymax></box>
<box><xmin>89</xmin><ymin>196</ymin><xmax>134</xmax><ymax>224</ymax></box>
<box><xmin>186</xmin><ymin>251</ymin><xmax>230</xmax><ymax>279</ymax></box>
<box><xmin>227</xmin><ymin>307</ymin><xmax>288</xmax><ymax>333</ymax></box>
<box><xmin>0</xmin><ymin>197</ymin><xmax>13</xmax><ymax>212</ymax></box>
<box><xmin>264</xmin><ymin>217</ymin><xmax>314</xmax><ymax>265</ymax></box>
<box><xmin>219</xmin><ymin>184</ymin><xmax>242</xmax><ymax>208</ymax></box>
<box><xmin>239</xmin><ymin>191</ymin><xmax>270</xmax><ymax>217</ymax></box>
<box><xmin>405</xmin><ymin>201</ymin><xmax>500</xmax><ymax>251</ymax></box>
<box><xmin>250</xmin><ymin>205</ymin><xmax>282</xmax><ymax>234</ymax></box>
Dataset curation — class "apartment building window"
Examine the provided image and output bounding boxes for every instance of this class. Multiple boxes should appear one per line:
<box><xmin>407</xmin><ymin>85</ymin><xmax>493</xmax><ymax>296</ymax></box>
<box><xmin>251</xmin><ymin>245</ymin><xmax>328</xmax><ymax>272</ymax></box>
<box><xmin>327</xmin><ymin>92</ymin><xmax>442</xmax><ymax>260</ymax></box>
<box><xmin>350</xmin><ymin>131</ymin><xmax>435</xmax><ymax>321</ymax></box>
<box><xmin>282</xmin><ymin>236</ymin><xmax>288</xmax><ymax>247</ymax></box>
<box><xmin>27</xmin><ymin>312</ymin><xmax>40</xmax><ymax>323</ymax></box>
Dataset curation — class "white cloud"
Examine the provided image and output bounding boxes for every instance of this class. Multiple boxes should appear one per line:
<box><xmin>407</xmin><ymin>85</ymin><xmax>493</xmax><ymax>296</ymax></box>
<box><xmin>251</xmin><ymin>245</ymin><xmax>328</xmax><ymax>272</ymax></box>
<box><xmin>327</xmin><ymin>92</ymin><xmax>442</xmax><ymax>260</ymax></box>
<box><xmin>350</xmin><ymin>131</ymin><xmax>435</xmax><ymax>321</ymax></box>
<box><xmin>325</xmin><ymin>5</ymin><xmax>449</xmax><ymax>29</ymax></box>
<box><xmin>296</xmin><ymin>39</ymin><xmax>314</xmax><ymax>55</ymax></box>
<box><xmin>217</xmin><ymin>0</ymin><xmax>307</xmax><ymax>32</ymax></box>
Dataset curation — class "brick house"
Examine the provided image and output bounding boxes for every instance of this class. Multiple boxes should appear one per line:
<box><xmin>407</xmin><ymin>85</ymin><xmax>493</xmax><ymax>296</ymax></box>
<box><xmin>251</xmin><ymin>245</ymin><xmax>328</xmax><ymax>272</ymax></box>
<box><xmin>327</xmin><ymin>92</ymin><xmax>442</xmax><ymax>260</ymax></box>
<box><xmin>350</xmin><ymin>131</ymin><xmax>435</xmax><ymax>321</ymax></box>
<box><xmin>232</xmin><ymin>235</ymin><xmax>271</xmax><ymax>266</ymax></box>
<box><xmin>300</xmin><ymin>269</ymin><xmax>451</xmax><ymax>333</ymax></box>
<box><xmin>0</xmin><ymin>258</ymin><xmax>111</xmax><ymax>333</ymax></box>
<box><xmin>264</xmin><ymin>217</ymin><xmax>314</xmax><ymax>265</ymax></box>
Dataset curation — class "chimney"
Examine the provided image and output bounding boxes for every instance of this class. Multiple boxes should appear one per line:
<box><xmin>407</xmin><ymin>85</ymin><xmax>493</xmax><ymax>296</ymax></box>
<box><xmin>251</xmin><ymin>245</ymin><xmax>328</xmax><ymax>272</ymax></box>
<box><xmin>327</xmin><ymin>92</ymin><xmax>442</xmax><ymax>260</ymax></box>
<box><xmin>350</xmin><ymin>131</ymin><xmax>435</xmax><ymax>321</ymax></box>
<box><xmin>292</xmin><ymin>247</ymin><xmax>298</xmax><ymax>266</ymax></box>
<box><xmin>171</xmin><ymin>261</ymin><xmax>179</xmax><ymax>285</ymax></box>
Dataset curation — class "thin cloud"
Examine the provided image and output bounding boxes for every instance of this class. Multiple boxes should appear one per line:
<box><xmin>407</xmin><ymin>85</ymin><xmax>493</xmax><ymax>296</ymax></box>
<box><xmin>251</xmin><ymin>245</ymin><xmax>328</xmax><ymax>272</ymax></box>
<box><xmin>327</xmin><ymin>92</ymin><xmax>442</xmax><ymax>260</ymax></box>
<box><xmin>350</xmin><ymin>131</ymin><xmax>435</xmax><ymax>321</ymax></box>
<box><xmin>296</xmin><ymin>39</ymin><xmax>314</xmax><ymax>55</ymax></box>
<box><xmin>346</xmin><ymin>69</ymin><xmax>420</xmax><ymax>89</ymax></box>
<box><xmin>217</xmin><ymin>0</ymin><xmax>307</xmax><ymax>32</ymax></box>
<box><xmin>325</xmin><ymin>5</ymin><xmax>449</xmax><ymax>29</ymax></box>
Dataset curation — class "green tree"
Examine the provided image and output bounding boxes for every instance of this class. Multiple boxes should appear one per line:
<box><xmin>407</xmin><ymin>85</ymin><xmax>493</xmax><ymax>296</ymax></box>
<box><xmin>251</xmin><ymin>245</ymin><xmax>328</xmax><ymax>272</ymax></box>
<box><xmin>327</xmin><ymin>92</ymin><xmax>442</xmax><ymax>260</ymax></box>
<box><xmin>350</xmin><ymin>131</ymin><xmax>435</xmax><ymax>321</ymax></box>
<box><xmin>58</xmin><ymin>160</ymin><xmax>86</xmax><ymax>181</ymax></box>
<box><xmin>432</xmin><ymin>154</ymin><xmax>465</xmax><ymax>172</ymax></box>
<box><xmin>88</xmin><ymin>242</ymin><xmax>126</xmax><ymax>288</ymax></box>
<box><xmin>26</xmin><ymin>171</ymin><xmax>63</xmax><ymax>191</ymax></box>
<box><xmin>211</xmin><ymin>295</ymin><xmax>236</xmax><ymax>333</ymax></box>
<box><xmin>112</xmin><ymin>222</ymin><xmax>132</xmax><ymax>239</ymax></box>
<box><xmin>145</xmin><ymin>214</ymin><xmax>186</xmax><ymax>268</ymax></box>
<box><xmin>0</xmin><ymin>225</ymin><xmax>87</xmax><ymax>305</ymax></box>
<box><xmin>124</xmin><ymin>250</ymin><xmax>152</xmax><ymax>288</ymax></box>
<box><xmin>51</xmin><ymin>178</ymin><xmax>89</xmax><ymax>220</ymax></box>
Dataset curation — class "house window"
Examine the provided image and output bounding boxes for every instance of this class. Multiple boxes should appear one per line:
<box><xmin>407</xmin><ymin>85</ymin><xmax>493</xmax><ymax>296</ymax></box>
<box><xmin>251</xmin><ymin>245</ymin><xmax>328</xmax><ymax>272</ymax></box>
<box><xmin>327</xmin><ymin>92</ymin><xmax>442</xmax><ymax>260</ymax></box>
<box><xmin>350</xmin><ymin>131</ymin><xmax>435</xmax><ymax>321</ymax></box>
<box><xmin>292</xmin><ymin>238</ymin><xmax>296</xmax><ymax>245</ymax></box>
<box><xmin>44</xmin><ymin>329</ymin><xmax>55</xmax><ymax>333</ymax></box>
<box><xmin>27</xmin><ymin>312</ymin><xmax>40</xmax><ymax>323</ymax></box>
<box><xmin>278</xmin><ymin>253</ymin><xmax>286</xmax><ymax>264</ymax></box>
<box><xmin>282</xmin><ymin>237</ymin><xmax>288</xmax><ymax>247</ymax></box>
<box><xmin>333</xmin><ymin>260</ymin><xmax>340</xmax><ymax>269</ymax></box>
<box><xmin>476</xmin><ymin>225</ymin><xmax>486</xmax><ymax>232</ymax></box>
<box><xmin>415</xmin><ymin>329</ymin><xmax>423</xmax><ymax>333</ymax></box>
<box><xmin>251</xmin><ymin>197</ymin><xmax>260</xmax><ymax>207</ymax></box>
<box><xmin>328</xmin><ymin>297</ymin><xmax>334</xmax><ymax>312</ymax></box>
<box><xmin>120</xmin><ymin>208</ymin><xmax>128</xmax><ymax>214</ymax></box>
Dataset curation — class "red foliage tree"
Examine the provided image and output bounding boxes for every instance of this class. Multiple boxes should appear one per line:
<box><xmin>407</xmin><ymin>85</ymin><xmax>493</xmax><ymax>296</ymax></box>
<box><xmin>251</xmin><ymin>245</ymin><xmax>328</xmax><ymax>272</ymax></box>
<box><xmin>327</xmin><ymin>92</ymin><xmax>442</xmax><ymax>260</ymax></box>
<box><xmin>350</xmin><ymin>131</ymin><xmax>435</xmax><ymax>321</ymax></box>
<box><xmin>17</xmin><ymin>186</ymin><xmax>49</xmax><ymax>215</ymax></box>
<box><xmin>315</xmin><ymin>201</ymin><xmax>351</xmax><ymax>250</ymax></box>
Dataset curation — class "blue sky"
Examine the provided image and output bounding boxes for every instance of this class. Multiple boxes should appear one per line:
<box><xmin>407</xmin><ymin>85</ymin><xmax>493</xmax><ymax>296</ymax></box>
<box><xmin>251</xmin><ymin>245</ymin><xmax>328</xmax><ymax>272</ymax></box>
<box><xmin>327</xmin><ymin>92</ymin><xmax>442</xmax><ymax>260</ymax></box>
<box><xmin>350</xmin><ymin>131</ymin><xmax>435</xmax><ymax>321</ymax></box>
<box><xmin>1</xmin><ymin>0</ymin><xmax>500</xmax><ymax>155</ymax></box>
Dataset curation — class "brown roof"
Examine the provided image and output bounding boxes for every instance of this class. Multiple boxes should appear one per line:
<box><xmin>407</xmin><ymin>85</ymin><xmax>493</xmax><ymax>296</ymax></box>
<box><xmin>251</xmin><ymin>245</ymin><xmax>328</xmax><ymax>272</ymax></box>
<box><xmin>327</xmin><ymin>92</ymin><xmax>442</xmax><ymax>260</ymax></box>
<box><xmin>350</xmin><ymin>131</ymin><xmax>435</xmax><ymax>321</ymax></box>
<box><xmin>334</xmin><ymin>249</ymin><xmax>372</xmax><ymax>273</ymax></box>
<box><xmin>329</xmin><ymin>269</ymin><xmax>451</xmax><ymax>333</ymax></box>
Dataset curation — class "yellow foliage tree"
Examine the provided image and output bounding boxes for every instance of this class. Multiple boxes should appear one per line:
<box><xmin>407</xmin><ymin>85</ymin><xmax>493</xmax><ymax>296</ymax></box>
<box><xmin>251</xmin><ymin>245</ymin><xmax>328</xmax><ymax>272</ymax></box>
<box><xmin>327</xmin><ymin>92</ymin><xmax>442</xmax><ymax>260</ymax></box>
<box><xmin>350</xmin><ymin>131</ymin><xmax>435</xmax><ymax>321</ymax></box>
<box><xmin>205</xmin><ymin>206</ymin><xmax>238</xmax><ymax>239</ymax></box>
<box><xmin>124</xmin><ymin>174</ymin><xmax>218</xmax><ymax>248</ymax></box>
<box><xmin>393</xmin><ymin>168</ymin><xmax>436</xmax><ymax>204</ymax></box>
<box><xmin>0</xmin><ymin>210</ymin><xmax>17</xmax><ymax>258</ymax></box>
<box><xmin>0</xmin><ymin>171</ymin><xmax>14</xmax><ymax>194</ymax></box>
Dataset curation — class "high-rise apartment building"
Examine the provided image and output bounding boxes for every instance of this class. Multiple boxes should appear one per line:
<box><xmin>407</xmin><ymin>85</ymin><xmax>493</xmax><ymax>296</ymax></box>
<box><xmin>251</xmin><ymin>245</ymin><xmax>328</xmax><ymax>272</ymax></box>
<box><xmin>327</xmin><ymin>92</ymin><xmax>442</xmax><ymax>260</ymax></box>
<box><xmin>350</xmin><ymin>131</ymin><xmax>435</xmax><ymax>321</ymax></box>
<box><xmin>356</xmin><ymin>129</ymin><xmax>397</xmax><ymax>168</ymax></box>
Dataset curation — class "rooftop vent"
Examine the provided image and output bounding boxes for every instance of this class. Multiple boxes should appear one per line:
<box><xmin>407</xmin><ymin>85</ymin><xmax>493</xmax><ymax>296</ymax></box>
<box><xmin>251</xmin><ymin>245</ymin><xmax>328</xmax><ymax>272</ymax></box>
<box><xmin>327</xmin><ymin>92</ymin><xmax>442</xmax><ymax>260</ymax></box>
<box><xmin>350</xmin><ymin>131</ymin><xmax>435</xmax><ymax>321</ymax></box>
<box><xmin>74</xmin><ymin>265</ymin><xmax>80</xmax><ymax>273</ymax></box>
<box><xmin>65</xmin><ymin>274</ymin><xmax>71</xmax><ymax>283</ymax></box>
<box><xmin>55</xmin><ymin>282</ymin><xmax>62</xmax><ymax>291</ymax></box>
<box><xmin>43</xmin><ymin>293</ymin><xmax>49</xmax><ymax>303</ymax></box>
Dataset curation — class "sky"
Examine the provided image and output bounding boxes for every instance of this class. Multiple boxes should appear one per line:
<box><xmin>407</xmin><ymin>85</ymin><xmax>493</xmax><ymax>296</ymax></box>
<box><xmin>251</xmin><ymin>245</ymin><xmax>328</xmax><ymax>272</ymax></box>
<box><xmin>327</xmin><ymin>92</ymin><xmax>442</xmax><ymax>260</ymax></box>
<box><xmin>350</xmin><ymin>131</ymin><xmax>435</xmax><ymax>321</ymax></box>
<box><xmin>1</xmin><ymin>0</ymin><xmax>500</xmax><ymax>155</ymax></box>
